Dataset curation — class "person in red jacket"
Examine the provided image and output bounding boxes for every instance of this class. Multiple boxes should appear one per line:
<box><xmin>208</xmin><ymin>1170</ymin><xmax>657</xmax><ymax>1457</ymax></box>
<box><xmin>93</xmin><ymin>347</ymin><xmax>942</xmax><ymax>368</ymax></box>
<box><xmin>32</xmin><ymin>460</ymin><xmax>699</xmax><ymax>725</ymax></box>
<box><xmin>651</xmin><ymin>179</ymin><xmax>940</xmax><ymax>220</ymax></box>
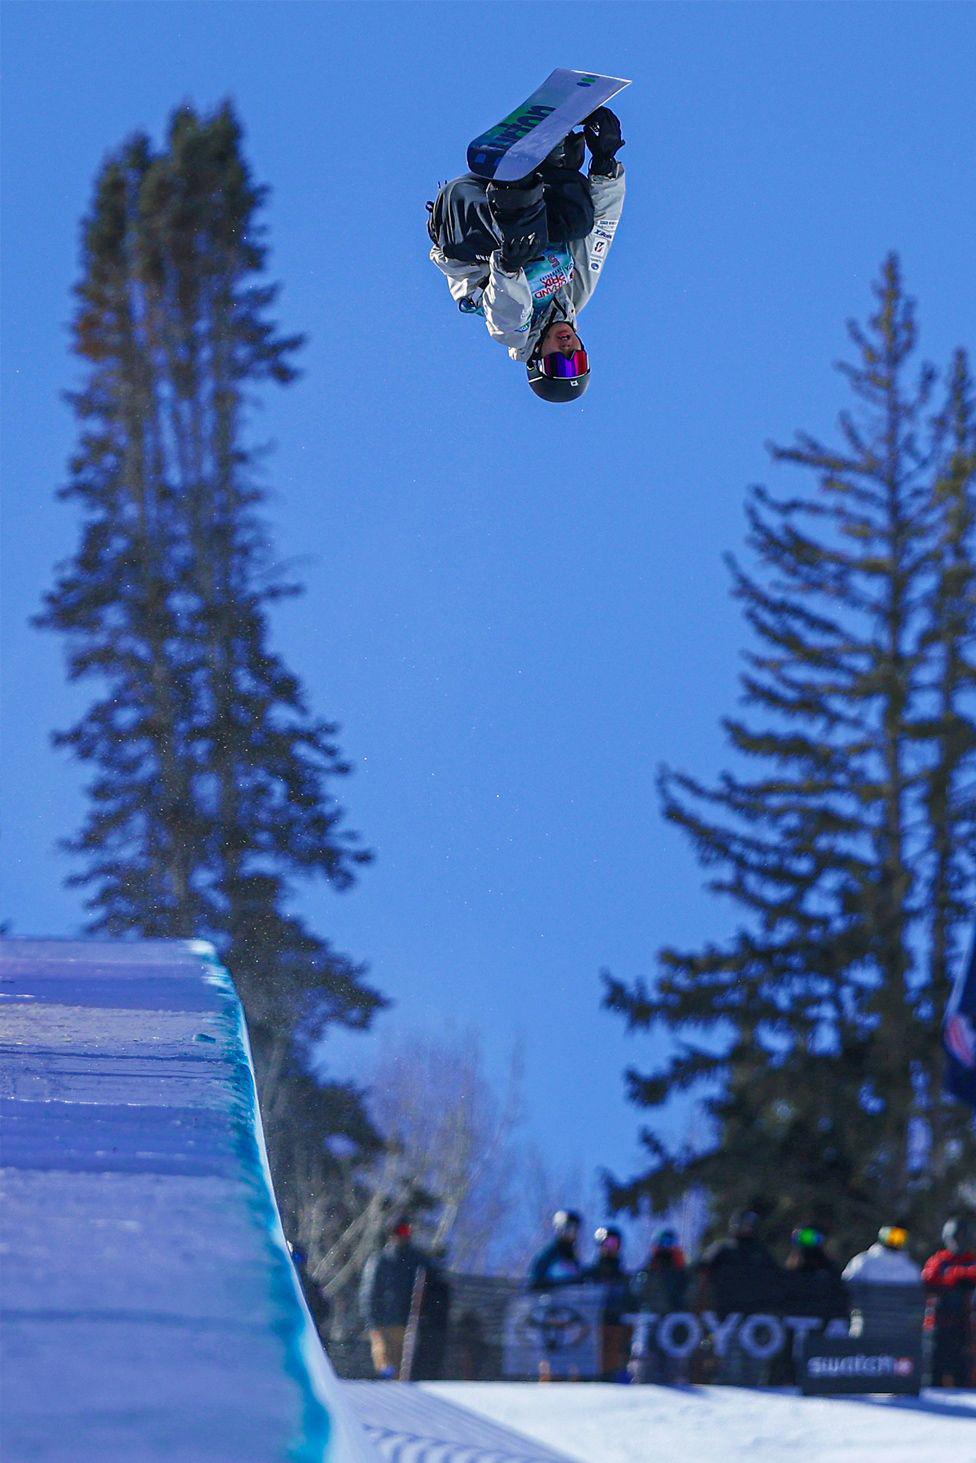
<box><xmin>922</xmin><ymin>1217</ymin><xmax>976</xmax><ymax>1386</ymax></box>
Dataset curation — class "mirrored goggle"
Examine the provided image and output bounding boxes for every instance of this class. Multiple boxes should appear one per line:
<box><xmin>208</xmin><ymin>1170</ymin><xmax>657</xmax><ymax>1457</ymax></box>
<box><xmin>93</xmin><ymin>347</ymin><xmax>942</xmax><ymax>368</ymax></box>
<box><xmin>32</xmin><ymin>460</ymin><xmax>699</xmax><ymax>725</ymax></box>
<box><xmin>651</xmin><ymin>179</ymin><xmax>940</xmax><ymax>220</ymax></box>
<box><xmin>880</xmin><ymin>1225</ymin><xmax>909</xmax><ymax>1249</ymax></box>
<box><xmin>540</xmin><ymin>348</ymin><xmax>589</xmax><ymax>380</ymax></box>
<box><xmin>792</xmin><ymin>1226</ymin><xmax>825</xmax><ymax>1248</ymax></box>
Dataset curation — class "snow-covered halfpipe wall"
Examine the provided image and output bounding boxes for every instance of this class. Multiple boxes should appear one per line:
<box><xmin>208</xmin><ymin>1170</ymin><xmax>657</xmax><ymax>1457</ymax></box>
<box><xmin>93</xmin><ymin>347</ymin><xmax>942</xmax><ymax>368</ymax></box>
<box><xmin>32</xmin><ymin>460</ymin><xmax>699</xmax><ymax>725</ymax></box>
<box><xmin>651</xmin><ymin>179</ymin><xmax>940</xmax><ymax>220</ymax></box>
<box><xmin>0</xmin><ymin>938</ymin><xmax>375</xmax><ymax>1462</ymax></box>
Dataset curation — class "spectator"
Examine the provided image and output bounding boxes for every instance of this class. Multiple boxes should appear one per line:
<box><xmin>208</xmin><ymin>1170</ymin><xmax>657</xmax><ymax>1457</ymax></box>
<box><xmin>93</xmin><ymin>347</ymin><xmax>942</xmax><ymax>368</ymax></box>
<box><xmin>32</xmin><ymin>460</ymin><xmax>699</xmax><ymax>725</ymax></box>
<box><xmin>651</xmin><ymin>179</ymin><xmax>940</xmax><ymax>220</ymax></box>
<box><xmin>585</xmin><ymin>1224</ymin><xmax>629</xmax><ymax>1288</ymax></box>
<box><xmin>584</xmin><ymin>1224</ymin><xmax>632</xmax><ymax>1380</ymax></box>
<box><xmin>784</xmin><ymin>1227</ymin><xmax>849</xmax><ymax>1324</ymax></box>
<box><xmin>697</xmin><ymin>1208</ymin><xmax>784</xmax><ymax>1385</ymax></box>
<box><xmin>633</xmin><ymin>1228</ymin><xmax>690</xmax><ymax>1384</ymax></box>
<box><xmin>635</xmin><ymin>1227</ymin><xmax>689</xmax><ymax>1314</ymax></box>
<box><xmin>840</xmin><ymin>1220</ymin><xmax>924</xmax><ymax>1353</ymax></box>
<box><xmin>528</xmin><ymin>1209</ymin><xmax>585</xmax><ymax>1291</ymax></box>
<box><xmin>287</xmin><ymin>1241</ymin><xmax>331</xmax><ymax>1342</ymax></box>
<box><xmin>413</xmin><ymin>1246</ymin><xmax>452</xmax><ymax>1381</ymax></box>
<box><xmin>923</xmin><ymin>1217</ymin><xmax>976</xmax><ymax>1387</ymax></box>
<box><xmin>359</xmin><ymin>1216</ymin><xmax>435</xmax><ymax>1379</ymax></box>
<box><xmin>697</xmin><ymin>1209</ymin><xmax>783</xmax><ymax>1318</ymax></box>
<box><xmin>843</xmin><ymin>1223</ymin><xmax>922</xmax><ymax>1284</ymax></box>
<box><xmin>780</xmin><ymin>1227</ymin><xmax>849</xmax><ymax>1382</ymax></box>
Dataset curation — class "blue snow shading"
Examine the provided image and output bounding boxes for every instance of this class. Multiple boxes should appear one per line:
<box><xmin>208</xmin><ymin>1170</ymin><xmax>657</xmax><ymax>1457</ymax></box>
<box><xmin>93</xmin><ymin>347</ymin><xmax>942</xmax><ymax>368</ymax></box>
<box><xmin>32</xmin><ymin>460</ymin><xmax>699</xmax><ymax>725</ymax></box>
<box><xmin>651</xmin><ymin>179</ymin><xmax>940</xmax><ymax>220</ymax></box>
<box><xmin>0</xmin><ymin>937</ymin><xmax>375</xmax><ymax>1462</ymax></box>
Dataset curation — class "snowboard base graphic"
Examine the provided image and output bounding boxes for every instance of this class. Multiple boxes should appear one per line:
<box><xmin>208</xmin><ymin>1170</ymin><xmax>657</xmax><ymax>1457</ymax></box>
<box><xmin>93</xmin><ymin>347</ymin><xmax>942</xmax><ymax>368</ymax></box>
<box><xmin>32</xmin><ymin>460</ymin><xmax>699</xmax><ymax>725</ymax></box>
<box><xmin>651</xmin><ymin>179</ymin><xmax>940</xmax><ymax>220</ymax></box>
<box><xmin>467</xmin><ymin>69</ymin><xmax>631</xmax><ymax>182</ymax></box>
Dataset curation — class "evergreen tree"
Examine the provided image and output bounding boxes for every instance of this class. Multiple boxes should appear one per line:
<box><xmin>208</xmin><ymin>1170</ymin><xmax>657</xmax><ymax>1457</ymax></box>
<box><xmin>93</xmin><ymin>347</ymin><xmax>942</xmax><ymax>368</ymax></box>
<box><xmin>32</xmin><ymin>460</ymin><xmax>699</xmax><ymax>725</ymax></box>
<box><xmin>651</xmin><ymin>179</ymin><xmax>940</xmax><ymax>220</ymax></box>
<box><xmin>38</xmin><ymin>103</ymin><xmax>386</xmax><ymax>1260</ymax></box>
<box><xmin>604</xmin><ymin>257</ymin><xmax>976</xmax><ymax>1250</ymax></box>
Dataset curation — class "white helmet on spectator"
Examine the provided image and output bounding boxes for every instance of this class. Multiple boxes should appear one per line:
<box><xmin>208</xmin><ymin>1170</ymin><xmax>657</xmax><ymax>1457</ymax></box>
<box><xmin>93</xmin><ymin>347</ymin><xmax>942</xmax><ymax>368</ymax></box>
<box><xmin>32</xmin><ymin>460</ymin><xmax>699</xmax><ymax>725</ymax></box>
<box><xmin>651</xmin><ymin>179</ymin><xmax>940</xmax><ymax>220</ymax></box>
<box><xmin>553</xmin><ymin>1209</ymin><xmax>582</xmax><ymax>1237</ymax></box>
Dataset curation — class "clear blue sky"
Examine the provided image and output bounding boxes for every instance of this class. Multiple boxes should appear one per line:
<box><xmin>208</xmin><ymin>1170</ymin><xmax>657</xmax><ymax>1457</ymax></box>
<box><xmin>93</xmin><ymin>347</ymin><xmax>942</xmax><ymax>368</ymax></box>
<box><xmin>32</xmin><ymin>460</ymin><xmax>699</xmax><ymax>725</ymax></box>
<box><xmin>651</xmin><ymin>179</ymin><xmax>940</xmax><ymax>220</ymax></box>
<box><xmin>3</xmin><ymin>2</ymin><xmax>975</xmax><ymax>1220</ymax></box>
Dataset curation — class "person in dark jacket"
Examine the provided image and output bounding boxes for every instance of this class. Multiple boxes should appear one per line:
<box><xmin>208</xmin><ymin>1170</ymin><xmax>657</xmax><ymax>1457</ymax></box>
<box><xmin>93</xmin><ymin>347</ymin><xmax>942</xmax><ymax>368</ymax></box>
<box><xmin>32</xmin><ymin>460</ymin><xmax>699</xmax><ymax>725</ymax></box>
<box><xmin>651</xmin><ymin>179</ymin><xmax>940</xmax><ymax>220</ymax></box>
<box><xmin>635</xmin><ymin>1228</ymin><xmax>690</xmax><ymax>1315</ymax></box>
<box><xmin>584</xmin><ymin>1225</ymin><xmax>630</xmax><ymax>1293</ymax></box>
<box><xmin>779</xmin><ymin>1227</ymin><xmax>849</xmax><ymax>1383</ymax></box>
<box><xmin>697</xmin><ymin>1209</ymin><xmax>785</xmax><ymax>1385</ymax></box>
<box><xmin>783</xmin><ymin>1227</ymin><xmax>849</xmax><ymax>1324</ymax></box>
<box><xmin>412</xmin><ymin>1248</ymin><xmax>452</xmax><ymax>1381</ymax></box>
<box><xmin>923</xmin><ymin>1217</ymin><xmax>976</xmax><ymax>1386</ymax></box>
<box><xmin>527</xmin><ymin>1209</ymin><xmax>585</xmax><ymax>1291</ymax></box>
<box><xmin>359</xmin><ymin>1216</ymin><xmax>436</xmax><ymax>1378</ymax></box>
<box><xmin>583</xmin><ymin>1224</ymin><xmax>633</xmax><ymax>1380</ymax></box>
<box><xmin>697</xmin><ymin>1209</ymin><xmax>784</xmax><ymax>1318</ymax></box>
<box><xmin>633</xmin><ymin>1228</ymin><xmax>690</xmax><ymax>1383</ymax></box>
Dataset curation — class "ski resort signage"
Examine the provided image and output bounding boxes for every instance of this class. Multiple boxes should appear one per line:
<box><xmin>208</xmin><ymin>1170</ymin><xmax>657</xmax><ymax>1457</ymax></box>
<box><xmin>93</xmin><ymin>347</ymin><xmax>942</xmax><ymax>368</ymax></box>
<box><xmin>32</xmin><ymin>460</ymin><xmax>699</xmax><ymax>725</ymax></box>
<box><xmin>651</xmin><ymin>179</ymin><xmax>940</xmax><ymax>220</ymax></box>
<box><xmin>503</xmin><ymin>1286</ymin><xmax>603</xmax><ymax>1378</ymax></box>
<box><xmin>503</xmin><ymin>1292</ymin><xmax>853</xmax><ymax>1378</ymax></box>
<box><xmin>799</xmin><ymin>1336</ymin><xmax>922</xmax><ymax>1396</ymax></box>
<box><xmin>624</xmin><ymin>1310</ymin><xmax>849</xmax><ymax>1365</ymax></box>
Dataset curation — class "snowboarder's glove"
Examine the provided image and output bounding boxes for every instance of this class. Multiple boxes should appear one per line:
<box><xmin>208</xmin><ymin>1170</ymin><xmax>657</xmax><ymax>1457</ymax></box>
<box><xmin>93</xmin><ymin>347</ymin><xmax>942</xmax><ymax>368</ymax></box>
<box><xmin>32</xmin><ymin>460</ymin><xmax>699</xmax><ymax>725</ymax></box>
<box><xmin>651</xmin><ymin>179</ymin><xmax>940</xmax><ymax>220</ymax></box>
<box><xmin>497</xmin><ymin>234</ymin><xmax>538</xmax><ymax>274</ymax></box>
<box><xmin>584</xmin><ymin>107</ymin><xmax>625</xmax><ymax>175</ymax></box>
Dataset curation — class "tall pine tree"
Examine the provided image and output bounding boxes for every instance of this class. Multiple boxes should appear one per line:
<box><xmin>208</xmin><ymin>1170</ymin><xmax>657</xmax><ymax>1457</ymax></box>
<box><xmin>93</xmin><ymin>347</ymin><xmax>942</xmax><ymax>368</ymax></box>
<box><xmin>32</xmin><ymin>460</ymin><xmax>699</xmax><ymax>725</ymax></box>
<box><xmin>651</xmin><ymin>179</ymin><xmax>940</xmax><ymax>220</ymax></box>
<box><xmin>604</xmin><ymin>257</ymin><xmax>976</xmax><ymax>1249</ymax></box>
<box><xmin>39</xmin><ymin>103</ymin><xmax>386</xmax><ymax>1266</ymax></box>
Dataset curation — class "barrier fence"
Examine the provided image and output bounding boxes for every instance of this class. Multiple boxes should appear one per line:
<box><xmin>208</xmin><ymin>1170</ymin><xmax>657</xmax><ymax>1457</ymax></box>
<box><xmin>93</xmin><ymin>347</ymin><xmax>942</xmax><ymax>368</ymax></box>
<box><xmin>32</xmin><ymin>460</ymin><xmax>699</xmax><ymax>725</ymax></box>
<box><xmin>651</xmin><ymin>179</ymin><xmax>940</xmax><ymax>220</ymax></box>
<box><xmin>328</xmin><ymin>1273</ymin><xmax>935</xmax><ymax>1393</ymax></box>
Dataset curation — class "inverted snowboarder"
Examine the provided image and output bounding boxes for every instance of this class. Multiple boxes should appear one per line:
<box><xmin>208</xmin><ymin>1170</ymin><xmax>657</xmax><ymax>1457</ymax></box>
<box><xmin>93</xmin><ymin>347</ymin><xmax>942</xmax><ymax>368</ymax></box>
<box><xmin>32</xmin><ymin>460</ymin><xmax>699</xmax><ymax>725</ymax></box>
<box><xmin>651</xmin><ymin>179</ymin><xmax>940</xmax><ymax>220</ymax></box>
<box><xmin>428</xmin><ymin>77</ymin><xmax>627</xmax><ymax>404</ymax></box>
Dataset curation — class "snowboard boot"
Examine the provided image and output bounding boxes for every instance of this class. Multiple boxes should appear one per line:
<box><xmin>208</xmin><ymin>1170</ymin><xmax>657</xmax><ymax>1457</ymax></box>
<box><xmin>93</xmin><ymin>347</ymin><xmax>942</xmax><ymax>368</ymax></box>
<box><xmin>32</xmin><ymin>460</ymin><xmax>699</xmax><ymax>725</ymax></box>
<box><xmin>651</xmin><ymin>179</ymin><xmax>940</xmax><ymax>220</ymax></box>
<box><xmin>487</xmin><ymin>176</ymin><xmax>548</xmax><ymax>256</ymax></box>
<box><xmin>487</xmin><ymin>177</ymin><xmax>543</xmax><ymax>212</ymax></box>
<box><xmin>487</xmin><ymin>176</ymin><xmax>544</xmax><ymax>219</ymax></box>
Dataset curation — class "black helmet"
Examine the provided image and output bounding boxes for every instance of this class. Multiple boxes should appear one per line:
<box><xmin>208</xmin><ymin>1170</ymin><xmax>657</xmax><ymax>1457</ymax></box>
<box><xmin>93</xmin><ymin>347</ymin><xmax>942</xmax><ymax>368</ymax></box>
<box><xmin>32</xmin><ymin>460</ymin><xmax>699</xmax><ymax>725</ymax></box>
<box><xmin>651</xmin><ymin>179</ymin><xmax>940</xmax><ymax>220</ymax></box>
<box><xmin>527</xmin><ymin>364</ymin><xmax>591</xmax><ymax>403</ymax></box>
<box><xmin>526</xmin><ymin>356</ymin><xmax>591</xmax><ymax>403</ymax></box>
<box><xmin>553</xmin><ymin>1208</ymin><xmax>582</xmax><ymax>1236</ymax></box>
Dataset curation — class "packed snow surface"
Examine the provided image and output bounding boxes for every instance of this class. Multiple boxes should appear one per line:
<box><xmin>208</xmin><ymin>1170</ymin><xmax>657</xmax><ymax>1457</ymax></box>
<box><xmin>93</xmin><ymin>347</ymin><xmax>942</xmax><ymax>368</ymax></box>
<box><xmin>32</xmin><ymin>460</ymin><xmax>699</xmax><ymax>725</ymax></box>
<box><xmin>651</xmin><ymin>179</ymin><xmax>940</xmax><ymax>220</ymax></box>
<box><xmin>424</xmin><ymin>1381</ymin><xmax>976</xmax><ymax>1463</ymax></box>
<box><xmin>0</xmin><ymin>938</ymin><xmax>374</xmax><ymax>1462</ymax></box>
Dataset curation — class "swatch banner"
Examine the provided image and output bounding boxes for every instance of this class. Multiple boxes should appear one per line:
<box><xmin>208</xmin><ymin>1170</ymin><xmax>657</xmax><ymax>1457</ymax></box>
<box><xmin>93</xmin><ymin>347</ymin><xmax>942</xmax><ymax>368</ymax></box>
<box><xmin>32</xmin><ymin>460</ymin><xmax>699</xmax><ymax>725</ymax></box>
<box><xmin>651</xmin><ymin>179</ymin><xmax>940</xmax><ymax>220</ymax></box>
<box><xmin>800</xmin><ymin>1336</ymin><xmax>922</xmax><ymax>1396</ymax></box>
<box><xmin>943</xmin><ymin>920</ymin><xmax>976</xmax><ymax>1110</ymax></box>
<box><xmin>503</xmin><ymin>1286</ymin><xmax>603</xmax><ymax>1378</ymax></box>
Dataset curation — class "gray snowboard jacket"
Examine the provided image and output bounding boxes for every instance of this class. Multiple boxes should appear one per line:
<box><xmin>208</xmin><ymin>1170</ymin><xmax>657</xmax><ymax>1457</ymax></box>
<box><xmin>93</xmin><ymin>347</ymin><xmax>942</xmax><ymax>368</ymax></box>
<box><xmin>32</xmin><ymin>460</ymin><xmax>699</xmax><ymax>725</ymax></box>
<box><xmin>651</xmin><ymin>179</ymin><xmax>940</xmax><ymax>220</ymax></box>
<box><xmin>429</xmin><ymin>167</ymin><xmax>626</xmax><ymax>362</ymax></box>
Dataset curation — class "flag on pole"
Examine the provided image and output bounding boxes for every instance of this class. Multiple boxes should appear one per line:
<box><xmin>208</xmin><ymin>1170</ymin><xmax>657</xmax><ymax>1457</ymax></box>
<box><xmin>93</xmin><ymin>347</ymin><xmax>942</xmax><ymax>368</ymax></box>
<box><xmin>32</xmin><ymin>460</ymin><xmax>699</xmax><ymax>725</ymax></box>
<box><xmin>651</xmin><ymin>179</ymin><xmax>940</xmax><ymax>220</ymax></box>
<box><xmin>943</xmin><ymin>917</ymin><xmax>976</xmax><ymax>1110</ymax></box>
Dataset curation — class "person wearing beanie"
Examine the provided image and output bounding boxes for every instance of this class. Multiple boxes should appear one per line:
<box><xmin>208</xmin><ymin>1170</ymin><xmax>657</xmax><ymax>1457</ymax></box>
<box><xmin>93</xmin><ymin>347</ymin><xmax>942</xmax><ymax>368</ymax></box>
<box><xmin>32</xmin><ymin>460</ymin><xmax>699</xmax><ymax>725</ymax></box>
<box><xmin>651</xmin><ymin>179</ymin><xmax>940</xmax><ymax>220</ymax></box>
<box><xmin>359</xmin><ymin>1216</ymin><xmax>436</xmax><ymax>1378</ymax></box>
<box><xmin>635</xmin><ymin>1228</ymin><xmax>689</xmax><ymax>1315</ymax></box>
<box><xmin>633</xmin><ymin>1229</ymin><xmax>690</xmax><ymax>1384</ymax></box>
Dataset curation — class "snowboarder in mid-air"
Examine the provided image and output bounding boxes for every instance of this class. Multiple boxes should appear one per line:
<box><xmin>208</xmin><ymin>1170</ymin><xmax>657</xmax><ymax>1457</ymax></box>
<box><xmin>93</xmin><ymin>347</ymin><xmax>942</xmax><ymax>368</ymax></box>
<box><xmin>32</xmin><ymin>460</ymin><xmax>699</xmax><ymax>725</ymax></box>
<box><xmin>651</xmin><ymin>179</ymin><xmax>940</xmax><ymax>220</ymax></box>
<box><xmin>428</xmin><ymin>99</ymin><xmax>626</xmax><ymax>403</ymax></box>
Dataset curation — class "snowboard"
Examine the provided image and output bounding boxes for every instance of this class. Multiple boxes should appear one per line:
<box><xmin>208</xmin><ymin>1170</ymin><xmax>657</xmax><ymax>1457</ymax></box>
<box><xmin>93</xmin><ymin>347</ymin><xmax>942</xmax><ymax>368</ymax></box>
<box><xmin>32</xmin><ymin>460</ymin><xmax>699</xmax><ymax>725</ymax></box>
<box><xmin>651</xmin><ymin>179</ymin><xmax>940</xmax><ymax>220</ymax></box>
<box><xmin>467</xmin><ymin>68</ymin><xmax>631</xmax><ymax>183</ymax></box>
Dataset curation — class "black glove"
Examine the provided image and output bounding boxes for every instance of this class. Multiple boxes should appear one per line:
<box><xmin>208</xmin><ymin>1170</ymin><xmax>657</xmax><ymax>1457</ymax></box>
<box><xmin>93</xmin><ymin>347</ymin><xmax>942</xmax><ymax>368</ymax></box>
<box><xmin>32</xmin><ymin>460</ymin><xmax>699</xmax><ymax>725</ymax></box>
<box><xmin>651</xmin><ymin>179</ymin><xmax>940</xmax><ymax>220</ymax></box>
<box><xmin>584</xmin><ymin>107</ymin><xmax>625</xmax><ymax>175</ymax></box>
<box><xmin>497</xmin><ymin>234</ymin><xmax>539</xmax><ymax>274</ymax></box>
